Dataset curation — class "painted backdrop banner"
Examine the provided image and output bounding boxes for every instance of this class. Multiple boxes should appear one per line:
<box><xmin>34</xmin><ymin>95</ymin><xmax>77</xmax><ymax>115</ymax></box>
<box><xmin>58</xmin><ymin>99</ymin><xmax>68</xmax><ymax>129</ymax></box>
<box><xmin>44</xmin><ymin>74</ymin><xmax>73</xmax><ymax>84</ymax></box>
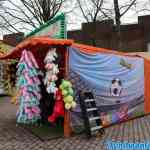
<box><xmin>68</xmin><ymin>47</ymin><xmax>144</xmax><ymax>128</ymax></box>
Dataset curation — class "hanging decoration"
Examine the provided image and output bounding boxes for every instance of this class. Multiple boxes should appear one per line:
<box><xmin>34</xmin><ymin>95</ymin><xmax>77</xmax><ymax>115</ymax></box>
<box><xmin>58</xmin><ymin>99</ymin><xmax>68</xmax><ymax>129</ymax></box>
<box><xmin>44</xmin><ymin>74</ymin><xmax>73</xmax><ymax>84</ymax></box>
<box><xmin>60</xmin><ymin>79</ymin><xmax>76</xmax><ymax>110</ymax></box>
<box><xmin>16</xmin><ymin>49</ymin><xmax>42</xmax><ymax>124</ymax></box>
<box><xmin>48</xmin><ymin>89</ymin><xmax>65</xmax><ymax>123</ymax></box>
<box><xmin>0</xmin><ymin>60</ymin><xmax>17</xmax><ymax>95</ymax></box>
<box><xmin>44</xmin><ymin>48</ymin><xmax>59</xmax><ymax>94</ymax></box>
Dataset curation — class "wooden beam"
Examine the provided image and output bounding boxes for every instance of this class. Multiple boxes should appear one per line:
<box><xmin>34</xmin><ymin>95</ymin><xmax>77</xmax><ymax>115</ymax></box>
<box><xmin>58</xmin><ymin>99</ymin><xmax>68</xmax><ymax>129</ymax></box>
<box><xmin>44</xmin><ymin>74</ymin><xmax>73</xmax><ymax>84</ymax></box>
<box><xmin>63</xmin><ymin>47</ymin><xmax>72</xmax><ymax>137</ymax></box>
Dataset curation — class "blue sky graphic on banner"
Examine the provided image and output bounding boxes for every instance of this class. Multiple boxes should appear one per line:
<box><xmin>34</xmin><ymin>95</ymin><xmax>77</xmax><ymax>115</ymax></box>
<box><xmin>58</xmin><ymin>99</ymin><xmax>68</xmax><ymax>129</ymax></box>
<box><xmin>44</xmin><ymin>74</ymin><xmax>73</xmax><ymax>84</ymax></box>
<box><xmin>69</xmin><ymin>47</ymin><xmax>144</xmax><ymax>127</ymax></box>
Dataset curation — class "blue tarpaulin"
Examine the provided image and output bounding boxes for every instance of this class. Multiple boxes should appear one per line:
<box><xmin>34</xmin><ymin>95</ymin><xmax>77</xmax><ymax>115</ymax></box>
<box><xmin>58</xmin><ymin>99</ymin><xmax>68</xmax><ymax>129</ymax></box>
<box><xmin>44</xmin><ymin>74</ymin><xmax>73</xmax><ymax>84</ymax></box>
<box><xmin>68</xmin><ymin>47</ymin><xmax>144</xmax><ymax>128</ymax></box>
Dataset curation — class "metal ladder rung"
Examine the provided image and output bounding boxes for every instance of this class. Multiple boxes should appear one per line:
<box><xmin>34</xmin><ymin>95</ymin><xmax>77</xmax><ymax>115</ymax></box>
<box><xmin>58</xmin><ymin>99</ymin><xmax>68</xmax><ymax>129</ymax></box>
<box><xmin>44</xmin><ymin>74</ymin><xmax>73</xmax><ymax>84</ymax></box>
<box><xmin>91</xmin><ymin>126</ymin><xmax>102</xmax><ymax>131</ymax></box>
<box><xmin>89</xmin><ymin>116</ymin><xmax>100</xmax><ymax>121</ymax></box>
<box><xmin>85</xmin><ymin>99</ymin><xmax>95</xmax><ymax>102</ymax></box>
<box><xmin>87</xmin><ymin>108</ymin><xmax>98</xmax><ymax>112</ymax></box>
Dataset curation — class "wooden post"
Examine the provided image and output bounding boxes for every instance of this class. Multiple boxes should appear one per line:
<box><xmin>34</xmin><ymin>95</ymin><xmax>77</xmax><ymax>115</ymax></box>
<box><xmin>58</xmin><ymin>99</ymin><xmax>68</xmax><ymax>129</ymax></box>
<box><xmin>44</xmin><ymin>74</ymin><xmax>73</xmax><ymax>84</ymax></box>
<box><xmin>63</xmin><ymin>47</ymin><xmax>72</xmax><ymax>137</ymax></box>
<box><xmin>64</xmin><ymin>110</ymin><xmax>72</xmax><ymax>137</ymax></box>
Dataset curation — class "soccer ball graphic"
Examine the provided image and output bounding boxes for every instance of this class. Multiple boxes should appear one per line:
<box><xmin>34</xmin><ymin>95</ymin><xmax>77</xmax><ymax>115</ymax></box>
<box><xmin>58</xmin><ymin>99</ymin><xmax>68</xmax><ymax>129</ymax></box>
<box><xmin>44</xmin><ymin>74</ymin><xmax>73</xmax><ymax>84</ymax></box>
<box><xmin>110</xmin><ymin>78</ymin><xmax>122</xmax><ymax>97</ymax></box>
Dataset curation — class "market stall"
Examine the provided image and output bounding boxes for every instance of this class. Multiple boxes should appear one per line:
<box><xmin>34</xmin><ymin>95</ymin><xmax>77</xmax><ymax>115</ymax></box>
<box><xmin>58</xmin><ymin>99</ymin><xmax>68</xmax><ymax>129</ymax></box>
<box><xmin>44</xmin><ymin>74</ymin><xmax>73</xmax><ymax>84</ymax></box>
<box><xmin>0</xmin><ymin>37</ymin><xmax>74</xmax><ymax>137</ymax></box>
<box><xmin>1</xmin><ymin>36</ymin><xmax>150</xmax><ymax>137</ymax></box>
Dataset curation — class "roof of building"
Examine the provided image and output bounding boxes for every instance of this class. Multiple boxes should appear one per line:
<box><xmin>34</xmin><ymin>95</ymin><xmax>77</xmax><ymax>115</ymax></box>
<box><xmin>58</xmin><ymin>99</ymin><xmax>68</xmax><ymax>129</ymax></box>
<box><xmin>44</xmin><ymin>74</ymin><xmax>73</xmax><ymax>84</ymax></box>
<box><xmin>0</xmin><ymin>37</ymin><xmax>73</xmax><ymax>59</ymax></box>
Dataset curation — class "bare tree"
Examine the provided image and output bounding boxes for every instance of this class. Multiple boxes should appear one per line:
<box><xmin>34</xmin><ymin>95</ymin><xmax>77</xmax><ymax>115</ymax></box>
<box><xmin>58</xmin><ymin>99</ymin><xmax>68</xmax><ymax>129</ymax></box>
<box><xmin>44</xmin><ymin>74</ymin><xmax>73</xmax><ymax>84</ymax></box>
<box><xmin>113</xmin><ymin>0</ymin><xmax>137</xmax><ymax>49</ymax></box>
<box><xmin>134</xmin><ymin>0</ymin><xmax>150</xmax><ymax>15</ymax></box>
<box><xmin>76</xmin><ymin>0</ymin><xmax>112</xmax><ymax>23</ymax></box>
<box><xmin>75</xmin><ymin>0</ymin><xmax>138</xmax><ymax>48</ymax></box>
<box><xmin>76</xmin><ymin>0</ymin><xmax>112</xmax><ymax>46</ymax></box>
<box><xmin>0</xmin><ymin>0</ymin><xmax>69</xmax><ymax>33</ymax></box>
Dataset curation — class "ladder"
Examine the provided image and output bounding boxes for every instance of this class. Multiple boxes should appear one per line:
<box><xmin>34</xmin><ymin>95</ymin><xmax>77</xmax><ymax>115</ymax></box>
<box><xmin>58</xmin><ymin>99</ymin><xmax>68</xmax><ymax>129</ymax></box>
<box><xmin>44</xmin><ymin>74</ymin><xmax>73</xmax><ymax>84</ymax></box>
<box><xmin>79</xmin><ymin>91</ymin><xmax>104</xmax><ymax>138</ymax></box>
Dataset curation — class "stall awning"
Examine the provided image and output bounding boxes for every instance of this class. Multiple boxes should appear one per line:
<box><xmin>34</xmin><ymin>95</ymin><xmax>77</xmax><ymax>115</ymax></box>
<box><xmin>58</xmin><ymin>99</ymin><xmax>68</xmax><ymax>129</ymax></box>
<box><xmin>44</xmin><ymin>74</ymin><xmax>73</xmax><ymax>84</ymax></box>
<box><xmin>0</xmin><ymin>37</ymin><xmax>73</xmax><ymax>59</ymax></box>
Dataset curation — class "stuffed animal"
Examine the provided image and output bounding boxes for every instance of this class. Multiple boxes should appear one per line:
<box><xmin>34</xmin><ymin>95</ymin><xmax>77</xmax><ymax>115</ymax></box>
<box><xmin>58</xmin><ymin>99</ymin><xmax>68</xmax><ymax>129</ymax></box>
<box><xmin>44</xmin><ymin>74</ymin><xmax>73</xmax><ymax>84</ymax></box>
<box><xmin>45</xmin><ymin>63</ymin><xmax>53</xmax><ymax>70</ymax></box>
<box><xmin>44</xmin><ymin>48</ymin><xmax>58</xmax><ymax>64</ymax></box>
<box><xmin>60</xmin><ymin>79</ymin><xmax>76</xmax><ymax>110</ymax></box>
<box><xmin>44</xmin><ymin>49</ymin><xmax>59</xmax><ymax>94</ymax></box>
<box><xmin>46</xmin><ymin>82</ymin><xmax>58</xmax><ymax>94</ymax></box>
<box><xmin>48</xmin><ymin>89</ymin><xmax>65</xmax><ymax>123</ymax></box>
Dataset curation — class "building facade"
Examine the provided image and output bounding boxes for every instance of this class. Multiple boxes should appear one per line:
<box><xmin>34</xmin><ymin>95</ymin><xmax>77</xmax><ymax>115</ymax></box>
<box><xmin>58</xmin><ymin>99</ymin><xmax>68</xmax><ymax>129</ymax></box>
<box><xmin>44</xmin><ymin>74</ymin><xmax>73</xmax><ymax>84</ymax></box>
<box><xmin>68</xmin><ymin>15</ymin><xmax>150</xmax><ymax>52</ymax></box>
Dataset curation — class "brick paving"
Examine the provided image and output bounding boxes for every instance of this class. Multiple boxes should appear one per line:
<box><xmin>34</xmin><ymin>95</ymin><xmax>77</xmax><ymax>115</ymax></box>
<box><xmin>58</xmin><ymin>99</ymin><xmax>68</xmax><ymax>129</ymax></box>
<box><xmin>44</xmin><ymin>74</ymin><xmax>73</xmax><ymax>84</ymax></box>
<box><xmin>0</xmin><ymin>97</ymin><xmax>150</xmax><ymax>150</ymax></box>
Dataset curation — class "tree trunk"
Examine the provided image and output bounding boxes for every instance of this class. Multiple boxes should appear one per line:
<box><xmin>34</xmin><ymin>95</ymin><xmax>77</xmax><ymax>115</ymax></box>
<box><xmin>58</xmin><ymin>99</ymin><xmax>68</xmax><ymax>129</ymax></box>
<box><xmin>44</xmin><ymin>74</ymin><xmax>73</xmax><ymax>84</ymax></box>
<box><xmin>91</xmin><ymin>21</ymin><xmax>97</xmax><ymax>47</ymax></box>
<box><xmin>113</xmin><ymin>0</ymin><xmax>122</xmax><ymax>50</ymax></box>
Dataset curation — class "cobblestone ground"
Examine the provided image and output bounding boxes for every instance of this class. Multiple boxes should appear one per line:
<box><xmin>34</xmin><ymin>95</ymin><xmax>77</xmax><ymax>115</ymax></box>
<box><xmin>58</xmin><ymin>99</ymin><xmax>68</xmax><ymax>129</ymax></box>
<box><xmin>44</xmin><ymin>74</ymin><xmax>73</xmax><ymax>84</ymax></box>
<box><xmin>0</xmin><ymin>97</ymin><xmax>150</xmax><ymax>150</ymax></box>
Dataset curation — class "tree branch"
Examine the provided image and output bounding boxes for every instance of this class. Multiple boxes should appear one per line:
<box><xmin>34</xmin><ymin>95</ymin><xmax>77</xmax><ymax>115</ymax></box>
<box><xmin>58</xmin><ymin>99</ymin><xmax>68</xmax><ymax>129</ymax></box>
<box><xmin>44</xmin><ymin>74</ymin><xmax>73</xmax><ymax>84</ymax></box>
<box><xmin>120</xmin><ymin>0</ymin><xmax>136</xmax><ymax>17</ymax></box>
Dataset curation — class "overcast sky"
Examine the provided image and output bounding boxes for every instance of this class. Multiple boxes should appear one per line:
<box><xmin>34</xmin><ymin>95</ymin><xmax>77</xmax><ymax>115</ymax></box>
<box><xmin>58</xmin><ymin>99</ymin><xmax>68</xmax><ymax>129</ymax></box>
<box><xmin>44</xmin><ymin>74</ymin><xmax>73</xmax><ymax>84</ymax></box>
<box><xmin>67</xmin><ymin>0</ymin><xmax>150</xmax><ymax>30</ymax></box>
<box><xmin>1</xmin><ymin>0</ymin><xmax>150</xmax><ymax>37</ymax></box>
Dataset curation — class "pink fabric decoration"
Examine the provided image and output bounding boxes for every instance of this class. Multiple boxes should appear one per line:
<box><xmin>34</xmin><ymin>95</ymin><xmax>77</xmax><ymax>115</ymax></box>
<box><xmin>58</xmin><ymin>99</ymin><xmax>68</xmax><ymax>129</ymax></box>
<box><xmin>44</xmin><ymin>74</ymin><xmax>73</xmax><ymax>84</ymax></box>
<box><xmin>28</xmin><ymin>113</ymin><xmax>33</xmax><ymax>119</ymax></box>
<box><xmin>32</xmin><ymin>77</ymin><xmax>40</xmax><ymax>84</ymax></box>
<box><xmin>24</xmin><ymin>107</ymin><xmax>34</xmax><ymax>119</ymax></box>
<box><xmin>25</xmin><ymin>107</ymin><xmax>31</xmax><ymax>114</ymax></box>
<box><xmin>35</xmin><ymin>93</ymin><xmax>41</xmax><ymax>100</ymax></box>
<box><xmin>24</xmin><ymin>72</ymin><xmax>34</xmax><ymax>84</ymax></box>
<box><xmin>24</xmin><ymin>50</ymin><xmax>33</xmax><ymax>68</ymax></box>
<box><xmin>25</xmin><ymin>95</ymin><xmax>30</xmax><ymax>102</ymax></box>
<box><xmin>28</xmin><ymin>51</ymin><xmax>39</xmax><ymax>69</ymax></box>
<box><xmin>21</xmin><ymin>87</ymin><xmax>27</xmax><ymax>96</ymax></box>
<box><xmin>32</xmin><ymin>107</ymin><xmax>40</xmax><ymax>114</ymax></box>
<box><xmin>19</xmin><ymin>50</ymin><xmax>25</xmax><ymax>63</ymax></box>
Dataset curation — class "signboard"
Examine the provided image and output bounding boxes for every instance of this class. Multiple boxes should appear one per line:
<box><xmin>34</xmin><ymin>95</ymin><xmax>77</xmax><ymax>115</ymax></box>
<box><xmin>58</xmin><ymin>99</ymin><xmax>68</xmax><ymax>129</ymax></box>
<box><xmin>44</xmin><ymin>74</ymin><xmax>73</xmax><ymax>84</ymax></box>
<box><xmin>26</xmin><ymin>13</ymin><xmax>66</xmax><ymax>39</ymax></box>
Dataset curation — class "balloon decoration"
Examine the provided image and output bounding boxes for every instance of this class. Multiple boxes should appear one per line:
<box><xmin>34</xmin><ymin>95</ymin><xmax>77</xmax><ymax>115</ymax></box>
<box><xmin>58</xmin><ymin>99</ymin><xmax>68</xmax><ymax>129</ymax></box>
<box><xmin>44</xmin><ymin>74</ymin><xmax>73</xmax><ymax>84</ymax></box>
<box><xmin>60</xmin><ymin>79</ymin><xmax>77</xmax><ymax>110</ymax></box>
<box><xmin>44</xmin><ymin>48</ymin><xmax>59</xmax><ymax>95</ymax></box>
<box><xmin>48</xmin><ymin>89</ymin><xmax>65</xmax><ymax>123</ymax></box>
<box><xmin>16</xmin><ymin>49</ymin><xmax>42</xmax><ymax>124</ymax></box>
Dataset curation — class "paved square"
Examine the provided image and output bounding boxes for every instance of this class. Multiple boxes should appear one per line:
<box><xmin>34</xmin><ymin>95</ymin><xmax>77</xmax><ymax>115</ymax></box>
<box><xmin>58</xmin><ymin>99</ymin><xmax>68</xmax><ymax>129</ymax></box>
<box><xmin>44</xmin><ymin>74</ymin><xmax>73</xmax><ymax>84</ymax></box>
<box><xmin>0</xmin><ymin>97</ymin><xmax>150</xmax><ymax>150</ymax></box>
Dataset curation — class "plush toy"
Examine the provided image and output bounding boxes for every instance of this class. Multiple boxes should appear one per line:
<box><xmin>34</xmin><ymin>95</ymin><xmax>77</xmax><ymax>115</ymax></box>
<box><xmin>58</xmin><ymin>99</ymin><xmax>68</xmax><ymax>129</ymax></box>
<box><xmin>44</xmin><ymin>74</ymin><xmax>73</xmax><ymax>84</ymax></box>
<box><xmin>52</xmin><ymin>64</ymin><xmax>59</xmax><ymax>74</ymax></box>
<box><xmin>48</xmin><ymin>89</ymin><xmax>65</xmax><ymax>123</ymax></box>
<box><xmin>44</xmin><ymin>48</ymin><xmax>59</xmax><ymax>94</ymax></box>
<box><xmin>45</xmin><ymin>63</ymin><xmax>53</xmax><ymax>70</ymax></box>
<box><xmin>46</xmin><ymin>82</ymin><xmax>58</xmax><ymax>94</ymax></box>
<box><xmin>44</xmin><ymin>48</ymin><xmax>58</xmax><ymax>64</ymax></box>
<box><xmin>60</xmin><ymin>79</ymin><xmax>76</xmax><ymax>110</ymax></box>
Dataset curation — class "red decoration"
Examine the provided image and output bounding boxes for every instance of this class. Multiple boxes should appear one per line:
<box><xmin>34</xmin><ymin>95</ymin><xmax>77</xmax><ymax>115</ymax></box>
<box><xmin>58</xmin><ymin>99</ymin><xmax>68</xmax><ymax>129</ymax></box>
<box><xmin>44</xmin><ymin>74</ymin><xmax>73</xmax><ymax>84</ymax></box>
<box><xmin>48</xmin><ymin>89</ymin><xmax>65</xmax><ymax>123</ymax></box>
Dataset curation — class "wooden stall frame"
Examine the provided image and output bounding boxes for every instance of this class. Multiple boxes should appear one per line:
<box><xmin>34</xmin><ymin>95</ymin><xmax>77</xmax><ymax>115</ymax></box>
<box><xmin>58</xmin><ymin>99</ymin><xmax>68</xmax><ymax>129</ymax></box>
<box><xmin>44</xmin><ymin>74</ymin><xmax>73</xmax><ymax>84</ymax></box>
<box><xmin>64</xmin><ymin>47</ymin><xmax>72</xmax><ymax>138</ymax></box>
